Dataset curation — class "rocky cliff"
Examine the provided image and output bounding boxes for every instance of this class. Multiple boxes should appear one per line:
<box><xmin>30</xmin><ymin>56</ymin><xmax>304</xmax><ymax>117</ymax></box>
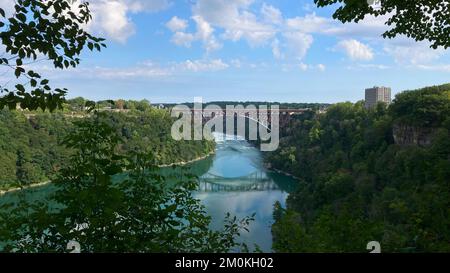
<box><xmin>393</xmin><ymin>123</ymin><xmax>438</xmax><ymax>146</ymax></box>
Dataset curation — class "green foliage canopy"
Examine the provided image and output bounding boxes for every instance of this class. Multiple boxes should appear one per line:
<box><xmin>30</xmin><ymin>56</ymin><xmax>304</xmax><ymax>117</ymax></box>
<box><xmin>0</xmin><ymin>0</ymin><xmax>105</xmax><ymax>111</ymax></box>
<box><xmin>315</xmin><ymin>0</ymin><xmax>450</xmax><ymax>49</ymax></box>
<box><xmin>269</xmin><ymin>84</ymin><xmax>450</xmax><ymax>252</ymax></box>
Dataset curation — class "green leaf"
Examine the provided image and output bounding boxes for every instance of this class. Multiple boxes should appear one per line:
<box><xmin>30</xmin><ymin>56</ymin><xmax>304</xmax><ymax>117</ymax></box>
<box><xmin>15</xmin><ymin>84</ymin><xmax>25</xmax><ymax>92</ymax></box>
<box><xmin>17</xmin><ymin>13</ymin><xmax>26</xmax><ymax>22</ymax></box>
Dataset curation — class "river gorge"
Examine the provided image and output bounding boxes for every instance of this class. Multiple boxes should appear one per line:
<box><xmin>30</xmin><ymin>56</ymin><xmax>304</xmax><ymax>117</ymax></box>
<box><xmin>0</xmin><ymin>132</ymin><xmax>298</xmax><ymax>252</ymax></box>
<box><xmin>191</xmin><ymin>133</ymin><xmax>298</xmax><ymax>252</ymax></box>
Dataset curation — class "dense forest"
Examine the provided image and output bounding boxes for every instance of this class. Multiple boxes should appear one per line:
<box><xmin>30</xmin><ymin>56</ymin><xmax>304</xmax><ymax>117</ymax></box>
<box><xmin>163</xmin><ymin>102</ymin><xmax>329</xmax><ymax>111</ymax></box>
<box><xmin>0</xmin><ymin>99</ymin><xmax>214</xmax><ymax>190</ymax></box>
<box><xmin>0</xmin><ymin>109</ymin><xmax>249</xmax><ymax>252</ymax></box>
<box><xmin>269</xmin><ymin>84</ymin><xmax>450</xmax><ymax>252</ymax></box>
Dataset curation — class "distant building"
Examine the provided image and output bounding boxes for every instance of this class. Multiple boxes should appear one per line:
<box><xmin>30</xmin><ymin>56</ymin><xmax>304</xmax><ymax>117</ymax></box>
<box><xmin>365</xmin><ymin>86</ymin><xmax>391</xmax><ymax>108</ymax></box>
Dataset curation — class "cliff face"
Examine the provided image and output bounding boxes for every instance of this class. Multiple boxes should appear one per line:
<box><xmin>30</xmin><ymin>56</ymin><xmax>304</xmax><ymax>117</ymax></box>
<box><xmin>393</xmin><ymin>123</ymin><xmax>438</xmax><ymax>146</ymax></box>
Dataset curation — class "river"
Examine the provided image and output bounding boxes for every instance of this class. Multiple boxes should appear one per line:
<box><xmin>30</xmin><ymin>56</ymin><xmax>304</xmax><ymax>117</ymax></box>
<box><xmin>0</xmin><ymin>133</ymin><xmax>298</xmax><ymax>253</ymax></box>
<box><xmin>191</xmin><ymin>133</ymin><xmax>298</xmax><ymax>252</ymax></box>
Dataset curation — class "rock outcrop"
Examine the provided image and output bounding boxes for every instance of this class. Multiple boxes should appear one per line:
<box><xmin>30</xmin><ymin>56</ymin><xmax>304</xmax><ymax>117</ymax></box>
<box><xmin>393</xmin><ymin>123</ymin><xmax>438</xmax><ymax>146</ymax></box>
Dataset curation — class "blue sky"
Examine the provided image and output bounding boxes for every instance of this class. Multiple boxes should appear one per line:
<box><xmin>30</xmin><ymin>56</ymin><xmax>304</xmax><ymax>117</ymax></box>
<box><xmin>3</xmin><ymin>0</ymin><xmax>449</xmax><ymax>103</ymax></box>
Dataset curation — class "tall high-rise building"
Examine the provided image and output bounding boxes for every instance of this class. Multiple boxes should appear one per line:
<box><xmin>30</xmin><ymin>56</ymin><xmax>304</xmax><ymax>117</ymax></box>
<box><xmin>365</xmin><ymin>86</ymin><xmax>391</xmax><ymax>108</ymax></box>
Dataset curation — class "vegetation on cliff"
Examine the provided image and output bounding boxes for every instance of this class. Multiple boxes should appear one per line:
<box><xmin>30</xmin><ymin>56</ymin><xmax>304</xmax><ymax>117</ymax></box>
<box><xmin>269</xmin><ymin>84</ymin><xmax>450</xmax><ymax>252</ymax></box>
<box><xmin>0</xmin><ymin>99</ymin><xmax>214</xmax><ymax>190</ymax></box>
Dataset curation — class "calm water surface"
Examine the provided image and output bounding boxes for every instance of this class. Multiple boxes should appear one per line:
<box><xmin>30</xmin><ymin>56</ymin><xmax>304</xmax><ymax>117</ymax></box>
<box><xmin>0</xmin><ymin>133</ymin><xmax>298</xmax><ymax>252</ymax></box>
<box><xmin>191</xmin><ymin>133</ymin><xmax>298</xmax><ymax>252</ymax></box>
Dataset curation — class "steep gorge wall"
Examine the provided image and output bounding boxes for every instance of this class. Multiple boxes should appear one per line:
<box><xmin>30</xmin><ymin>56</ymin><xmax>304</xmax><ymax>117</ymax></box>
<box><xmin>393</xmin><ymin>123</ymin><xmax>438</xmax><ymax>146</ymax></box>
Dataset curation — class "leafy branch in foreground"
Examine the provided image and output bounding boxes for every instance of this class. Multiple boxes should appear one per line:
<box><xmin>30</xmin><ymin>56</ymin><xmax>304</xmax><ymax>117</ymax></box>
<box><xmin>315</xmin><ymin>0</ymin><xmax>450</xmax><ymax>49</ymax></box>
<box><xmin>0</xmin><ymin>112</ymin><xmax>253</xmax><ymax>253</ymax></box>
<box><xmin>0</xmin><ymin>0</ymin><xmax>105</xmax><ymax>111</ymax></box>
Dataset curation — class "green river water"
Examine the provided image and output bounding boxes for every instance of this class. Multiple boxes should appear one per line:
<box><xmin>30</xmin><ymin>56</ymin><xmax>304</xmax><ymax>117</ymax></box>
<box><xmin>0</xmin><ymin>133</ymin><xmax>298</xmax><ymax>252</ymax></box>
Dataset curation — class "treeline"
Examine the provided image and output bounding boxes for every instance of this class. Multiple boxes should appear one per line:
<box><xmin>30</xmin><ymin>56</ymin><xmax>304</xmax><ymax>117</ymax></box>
<box><xmin>269</xmin><ymin>84</ymin><xmax>450</xmax><ymax>252</ymax></box>
<box><xmin>0</xmin><ymin>102</ymin><xmax>214</xmax><ymax>190</ymax></box>
<box><xmin>0</xmin><ymin>111</ymin><xmax>249</xmax><ymax>253</ymax></box>
<box><xmin>163</xmin><ymin>101</ymin><xmax>329</xmax><ymax>111</ymax></box>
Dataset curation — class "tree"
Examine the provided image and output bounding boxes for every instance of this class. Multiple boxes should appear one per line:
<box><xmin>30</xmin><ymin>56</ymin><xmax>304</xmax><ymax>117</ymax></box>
<box><xmin>0</xmin><ymin>112</ymin><xmax>253</xmax><ymax>252</ymax></box>
<box><xmin>0</xmin><ymin>0</ymin><xmax>105</xmax><ymax>111</ymax></box>
<box><xmin>315</xmin><ymin>0</ymin><xmax>450</xmax><ymax>49</ymax></box>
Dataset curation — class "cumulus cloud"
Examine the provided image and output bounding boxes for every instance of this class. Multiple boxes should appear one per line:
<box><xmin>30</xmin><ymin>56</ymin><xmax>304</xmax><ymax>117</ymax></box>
<box><xmin>261</xmin><ymin>3</ymin><xmax>283</xmax><ymax>25</ymax></box>
<box><xmin>171</xmin><ymin>32</ymin><xmax>195</xmax><ymax>47</ymax></box>
<box><xmin>166</xmin><ymin>16</ymin><xmax>188</xmax><ymax>32</ymax></box>
<box><xmin>166</xmin><ymin>15</ymin><xmax>222</xmax><ymax>53</ymax></box>
<box><xmin>193</xmin><ymin>0</ymin><xmax>276</xmax><ymax>46</ymax></box>
<box><xmin>282</xmin><ymin>32</ymin><xmax>314</xmax><ymax>61</ymax></box>
<box><xmin>299</xmin><ymin>62</ymin><xmax>308</xmax><ymax>71</ymax></box>
<box><xmin>336</xmin><ymin>39</ymin><xmax>374</xmax><ymax>61</ymax></box>
<box><xmin>192</xmin><ymin>15</ymin><xmax>222</xmax><ymax>53</ymax></box>
<box><xmin>88</xmin><ymin>1</ymin><xmax>136</xmax><ymax>44</ymax></box>
<box><xmin>79</xmin><ymin>0</ymin><xmax>172</xmax><ymax>43</ymax></box>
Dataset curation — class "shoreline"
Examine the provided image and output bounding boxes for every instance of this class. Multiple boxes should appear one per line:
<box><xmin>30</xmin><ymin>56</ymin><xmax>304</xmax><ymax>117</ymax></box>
<box><xmin>157</xmin><ymin>150</ymin><xmax>215</xmax><ymax>167</ymax></box>
<box><xmin>0</xmin><ymin>151</ymin><xmax>216</xmax><ymax>196</ymax></box>
<box><xmin>264</xmin><ymin>164</ymin><xmax>301</xmax><ymax>180</ymax></box>
<box><xmin>0</xmin><ymin>180</ymin><xmax>52</xmax><ymax>196</ymax></box>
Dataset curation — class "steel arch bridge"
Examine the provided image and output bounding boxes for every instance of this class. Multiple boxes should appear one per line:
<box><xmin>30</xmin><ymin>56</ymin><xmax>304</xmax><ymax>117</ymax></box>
<box><xmin>197</xmin><ymin>171</ymin><xmax>279</xmax><ymax>192</ymax></box>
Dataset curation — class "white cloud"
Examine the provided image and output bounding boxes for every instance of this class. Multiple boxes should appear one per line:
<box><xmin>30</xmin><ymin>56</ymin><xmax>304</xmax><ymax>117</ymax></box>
<box><xmin>192</xmin><ymin>15</ymin><xmax>222</xmax><ymax>53</ymax></box>
<box><xmin>193</xmin><ymin>0</ymin><xmax>276</xmax><ymax>46</ymax></box>
<box><xmin>231</xmin><ymin>59</ymin><xmax>242</xmax><ymax>68</ymax></box>
<box><xmin>414</xmin><ymin>64</ymin><xmax>450</xmax><ymax>73</ymax></box>
<box><xmin>282</xmin><ymin>62</ymin><xmax>325</xmax><ymax>72</ymax></box>
<box><xmin>282</xmin><ymin>32</ymin><xmax>314</xmax><ymax>61</ymax></box>
<box><xmin>166</xmin><ymin>16</ymin><xmax>188</xmax><ymax>32</ymax></box>
<box><xmin>125</xmin><ymin>0</ymin><xmax>172</xmax><ymax>13</ymax></box>
<box><xmin>78</xmin><ymin>0</ymin><xmax>172</xmax><ymax>43</ymax></box>
<box><xmin>36</xmin><ymin>61</ymin><xmax>171</xmax><ymax>80</ymax></box>
<box><xmin>286</xmin><ymin>13</ymin><xmax>330</xmax><ymax>33</ymax></box>
<box><xmin>324</xmin><ymin>14</ymin><xmax>389</xmax><ymax>38</ymax></box>
<box><xmin>336</xmin><ymin>39</ymin><xmax>374</xmax><ymax>61</ymax></box>
<box><xmin>89</xmin><ymin>0</ymin><xmax>135</xmax><ymax>44</ymax></box>
<box><xmin>261</xmin><ymin>3</ymin><xmax>283</xmax><ymax>25</ymax></box>
<box><xmin>347</xmin><ymin>64</ymin><xmax>390</xmax><ymax>70</ymax></box>
<box><xmin>383</xmin><ymin>39</ymin><xmax>444</xmax><ymax>65</ymax></box>
<box><xmin>166</xmin><ymin>15</ymin><xmax>222</xmax><ymax>53</ymax></box>
<box><xmin>171</xmin><ymin>32</ymin><xmax>195</xmax><ymax>47</ymax></box>
<box><xmin>0</xmin><ymin>0</ymin><xmax>14</xmax><ymax>17</ymax></box>
<box><xmin>176</xmin><ymin>59</ymin><xmax>229</xmax><ymax>72</ymax></box>
<box><xmin>38</xmin><ymin>58</ymin><xmax>231</xmax><ymax>80</ymax></box>
<box><xmin>271</xmin><ymin>39</ymin><xmax>283</xmax><ymax>60</ymax></box>
<box><xmin>299</xmin><ymin>62</ymin><xmax>308</xmax><ymax>71</ymax></box>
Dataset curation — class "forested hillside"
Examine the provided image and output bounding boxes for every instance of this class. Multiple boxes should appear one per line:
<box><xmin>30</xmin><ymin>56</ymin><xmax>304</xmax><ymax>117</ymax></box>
<box><xmin>0</xmin><ymin>101</ymin><xmax>214</xmax><ymax>190</ymax></box>
<box><xmin>269</xmin><ymin>84</ymin><xmax>450</xmax><ymax>252</ymax></box>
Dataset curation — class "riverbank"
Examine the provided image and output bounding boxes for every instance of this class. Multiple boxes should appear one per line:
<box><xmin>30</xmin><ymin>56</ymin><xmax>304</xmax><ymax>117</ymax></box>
<box><xmin>157</xmin><ymin>150</ymin><xmax>215</xmax><ymax>167</ymax></box>
<box><xmin>264</xmin><ymin>163</ymin><xmax>301</xmax><ymax>180</ymax></box>
<box><xmin>0</xmin><ymin>181</ymin><xmax>51</xmax><ymax>196</ymax></box>
<box><xmin>0</xmin><ymin>151</ymin><xmax>216</xmax><ymax>196</ymax></box>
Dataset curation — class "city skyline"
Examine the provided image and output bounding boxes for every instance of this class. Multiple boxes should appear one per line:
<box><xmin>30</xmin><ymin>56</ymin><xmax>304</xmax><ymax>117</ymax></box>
<box><xmin>1</xmin><ymin>0</ymin><xmax>449</xmax><ymax>103</ymax></box>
